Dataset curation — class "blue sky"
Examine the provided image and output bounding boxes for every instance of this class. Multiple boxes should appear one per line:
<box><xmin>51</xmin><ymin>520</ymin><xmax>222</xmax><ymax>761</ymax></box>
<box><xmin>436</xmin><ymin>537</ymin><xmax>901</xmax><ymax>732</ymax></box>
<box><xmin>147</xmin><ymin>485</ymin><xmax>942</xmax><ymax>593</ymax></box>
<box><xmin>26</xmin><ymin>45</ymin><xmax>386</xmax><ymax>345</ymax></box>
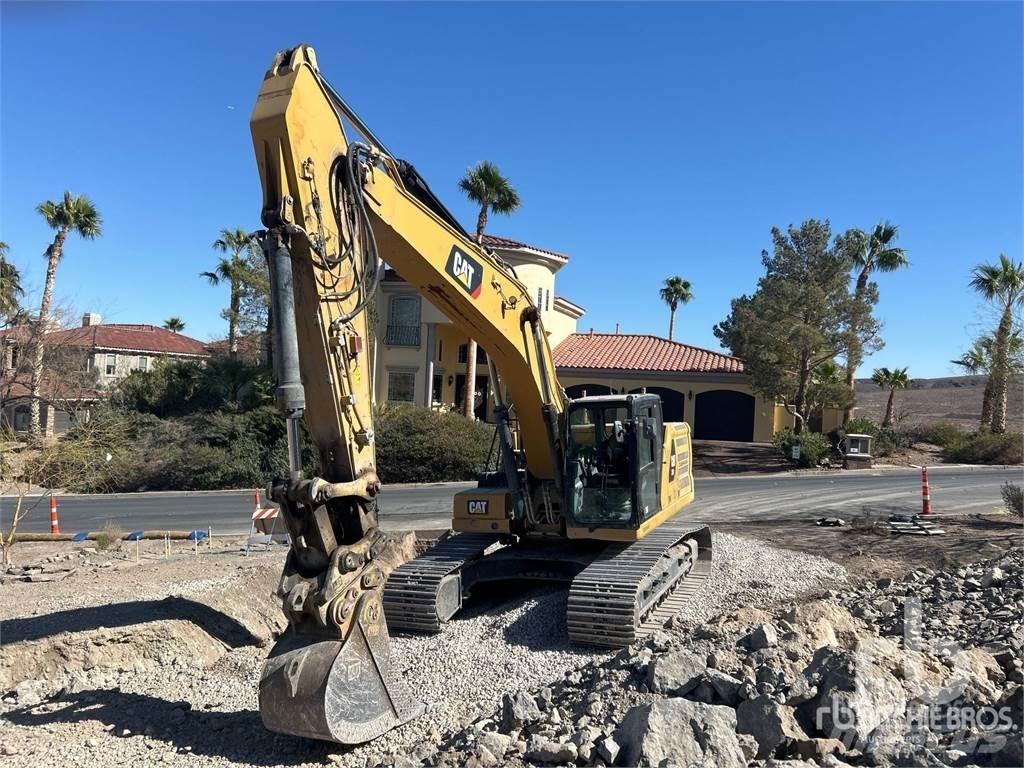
<box><xmin>1</xmin><ymin>2</ymin><xmax>1020</xmax><ymax>378</ymax></box>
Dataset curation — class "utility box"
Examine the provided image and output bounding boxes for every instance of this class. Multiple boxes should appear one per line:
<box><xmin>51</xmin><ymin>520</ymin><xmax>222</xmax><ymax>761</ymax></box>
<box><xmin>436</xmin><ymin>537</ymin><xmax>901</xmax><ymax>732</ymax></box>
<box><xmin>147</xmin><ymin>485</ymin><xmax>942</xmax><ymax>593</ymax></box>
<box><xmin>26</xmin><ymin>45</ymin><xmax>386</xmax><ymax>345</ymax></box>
<box><xmin>843</xmin><ymin>433</ymin><xmax>873</xmax><ymax>470</ymax></box>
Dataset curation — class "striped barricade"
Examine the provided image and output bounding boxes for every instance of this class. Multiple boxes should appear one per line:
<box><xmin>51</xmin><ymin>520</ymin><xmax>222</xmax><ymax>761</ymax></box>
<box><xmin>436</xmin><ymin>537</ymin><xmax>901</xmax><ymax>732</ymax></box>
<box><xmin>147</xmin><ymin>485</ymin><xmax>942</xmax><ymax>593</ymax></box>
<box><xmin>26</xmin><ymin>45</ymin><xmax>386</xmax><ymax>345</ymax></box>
<box><xmin>246</xmin><ymin>489</ymin><xmax>289</xmax><ymax>553</ymax></box>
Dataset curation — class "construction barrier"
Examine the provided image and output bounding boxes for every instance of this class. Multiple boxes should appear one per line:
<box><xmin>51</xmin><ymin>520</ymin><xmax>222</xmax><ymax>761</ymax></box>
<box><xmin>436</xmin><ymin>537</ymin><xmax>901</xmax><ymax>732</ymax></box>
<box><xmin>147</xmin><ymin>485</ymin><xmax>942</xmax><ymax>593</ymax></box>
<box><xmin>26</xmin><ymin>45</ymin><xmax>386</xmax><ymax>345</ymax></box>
<box><xmin>921</xmin><ymin>466</ymin><xmax>932</xmax><ymax>515</ymax></box>
<box><xmin>49</xmin><ymin>495</ymin><xmax>59</xmax><ymax>534</ymax></box>
<box><xmin>246</xmin><ymin>488</ymin><xmax>289</xmax><ymax>553</ymax></box>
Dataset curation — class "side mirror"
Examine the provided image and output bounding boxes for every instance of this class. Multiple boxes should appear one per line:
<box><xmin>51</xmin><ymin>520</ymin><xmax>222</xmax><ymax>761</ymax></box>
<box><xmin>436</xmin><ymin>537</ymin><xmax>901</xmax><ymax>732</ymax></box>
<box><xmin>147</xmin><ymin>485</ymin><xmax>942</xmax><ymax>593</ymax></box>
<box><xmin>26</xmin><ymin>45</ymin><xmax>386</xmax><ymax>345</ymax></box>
<box><xmin>613</xmin><ymin>420</ymin><xmax>625</xmax><ymax>443</ymax></box>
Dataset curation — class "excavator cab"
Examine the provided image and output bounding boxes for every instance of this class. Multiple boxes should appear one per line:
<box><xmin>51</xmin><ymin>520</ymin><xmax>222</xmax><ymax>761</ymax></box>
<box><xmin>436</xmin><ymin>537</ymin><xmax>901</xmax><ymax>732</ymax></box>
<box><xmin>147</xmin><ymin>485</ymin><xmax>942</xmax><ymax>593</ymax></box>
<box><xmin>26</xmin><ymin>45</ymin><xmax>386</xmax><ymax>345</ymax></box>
<box><xmin>565</xmin><ymin>394</ymin><xmax>664</xmax><ymax>530</ymax></box>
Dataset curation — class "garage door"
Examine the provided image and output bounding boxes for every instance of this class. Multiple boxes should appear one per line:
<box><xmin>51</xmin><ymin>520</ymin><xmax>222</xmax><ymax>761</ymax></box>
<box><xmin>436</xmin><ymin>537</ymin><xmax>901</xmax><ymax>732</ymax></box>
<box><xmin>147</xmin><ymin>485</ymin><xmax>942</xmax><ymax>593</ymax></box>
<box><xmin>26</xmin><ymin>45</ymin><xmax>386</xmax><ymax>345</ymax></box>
<box><xmin>693</xmin><ymin>389</ymin><xmax>755</xmax><ymax>442</ymax></box>
<box><xmin>628</xmin><ymin>387</ymin><xmax>685</xmax><ymax>423</ymax></box>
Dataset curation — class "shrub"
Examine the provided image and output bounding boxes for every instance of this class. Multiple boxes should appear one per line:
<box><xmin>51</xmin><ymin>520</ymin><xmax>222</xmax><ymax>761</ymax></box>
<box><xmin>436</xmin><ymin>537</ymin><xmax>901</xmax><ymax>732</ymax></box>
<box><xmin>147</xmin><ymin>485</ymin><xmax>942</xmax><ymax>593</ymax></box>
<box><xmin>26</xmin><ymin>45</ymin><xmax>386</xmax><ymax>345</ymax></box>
<box><xmin>923</xmin><ymin>421</ymin><xmax>966</xmax><ymax>449</ymax></box>
<box><xmin>842</xmin><ymin>417</ymin><xmax>879</xmax><ymax>437</ymax></box>
<box><xmin>945</xmin><ymin>431</ymin><xmax>1023</xmax><ymax>465</ymax></box>
<box><xmin>773</xmin><ymin>429</ymin><xmax>832</xmax><ymax>468</ymax></box>
<box><xmin>94</xmin><ymin>520</ymin><xmax>124</xmax><ymax>551</ymax></box>
<box><xmin>1002</xmin><ymin>483</ymin><xmax>1023</xmax><ymax>516</ymax></box>
<box><xmin>873</xmin><ymin>427</ymin><xmax>913</xmax><ymax>458</ymax></box>
<box><xmin>375</xmin><ymin>405</ymin><xmax>495</xmax><ymax>483</ymax></box>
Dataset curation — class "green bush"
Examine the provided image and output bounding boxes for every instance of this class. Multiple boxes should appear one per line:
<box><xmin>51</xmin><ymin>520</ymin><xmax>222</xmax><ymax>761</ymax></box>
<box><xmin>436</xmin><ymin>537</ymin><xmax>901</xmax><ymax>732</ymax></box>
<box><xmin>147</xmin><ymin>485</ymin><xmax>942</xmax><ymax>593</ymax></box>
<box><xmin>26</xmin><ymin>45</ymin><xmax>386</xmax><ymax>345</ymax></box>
<box><xmin>375</xmin><ymin>405</ymin><xmax>495</xmax><ymax>483</ymax></box>
<box><xmin>842</xmin><ymin>417</ymin><xmax>879</xmax><ymax>437</ymax></box>
<box><xmin>773</xmin><ymin>429</ymin><xmax>832</xmax><ymax>468</ymax></box>
<box><xmin>945</xmin><ymin>431</ymin><xmax>1023</xmax><ymax>465</ymax></box>
<box><xmin>1002</xmin><ymin>483</ymin><xmax>1023</xmax><ymax>516</ymax></box>
<box><xmin>923</xmin><ymin>421</ymin><xmax>966</xmax><ymax>449</ymax></box>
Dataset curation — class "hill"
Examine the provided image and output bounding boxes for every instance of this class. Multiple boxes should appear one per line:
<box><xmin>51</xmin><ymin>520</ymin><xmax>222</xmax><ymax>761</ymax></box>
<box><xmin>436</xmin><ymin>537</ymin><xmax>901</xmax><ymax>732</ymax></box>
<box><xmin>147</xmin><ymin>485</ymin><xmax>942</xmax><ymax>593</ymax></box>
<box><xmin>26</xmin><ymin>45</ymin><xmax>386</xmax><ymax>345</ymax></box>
<box><xmin>854</xmin><ymin>374</ymin><xmax>1023</xmax><ymax>429</ymax></box>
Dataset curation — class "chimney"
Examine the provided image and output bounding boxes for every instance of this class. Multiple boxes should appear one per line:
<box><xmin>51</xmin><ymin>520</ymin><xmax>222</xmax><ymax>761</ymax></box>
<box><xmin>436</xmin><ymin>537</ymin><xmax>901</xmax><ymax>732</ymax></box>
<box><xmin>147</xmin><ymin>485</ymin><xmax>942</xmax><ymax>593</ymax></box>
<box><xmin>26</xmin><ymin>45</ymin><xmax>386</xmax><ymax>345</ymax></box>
<box><xmin>82</xmin><ymin>312</ymin><xmax>102</xmax><ymax>327</ymax></box>
<box><xmin>615</xmin><ymin>323</ymin><xmax>620</xmax><ymax>334</ymax></box>
<box><xmin>588</xmin><ymin>327</ymin><xmax>594</xmax><ymax>336</ymax></box>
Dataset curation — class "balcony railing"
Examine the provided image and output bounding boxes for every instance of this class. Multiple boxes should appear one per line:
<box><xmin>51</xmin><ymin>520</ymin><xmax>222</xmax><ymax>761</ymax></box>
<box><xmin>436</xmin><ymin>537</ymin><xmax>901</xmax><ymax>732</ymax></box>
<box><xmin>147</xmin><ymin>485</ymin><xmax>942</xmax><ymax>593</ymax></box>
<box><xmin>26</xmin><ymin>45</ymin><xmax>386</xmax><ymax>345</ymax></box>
<box><xmin>385</xmin><ymin>324</ymin><xmax>420</xmax><ymax>347</ymax></box>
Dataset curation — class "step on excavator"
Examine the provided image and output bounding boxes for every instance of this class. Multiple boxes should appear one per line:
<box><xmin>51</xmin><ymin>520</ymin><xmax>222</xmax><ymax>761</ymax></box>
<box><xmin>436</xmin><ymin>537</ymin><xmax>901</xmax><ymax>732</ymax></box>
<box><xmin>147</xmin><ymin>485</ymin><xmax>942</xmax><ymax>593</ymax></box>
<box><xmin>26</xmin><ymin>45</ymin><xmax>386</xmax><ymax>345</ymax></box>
<box><xmin>249</xmin><ymin>44</ymin><xmax>712</xmax><ymax>745</ymax></box>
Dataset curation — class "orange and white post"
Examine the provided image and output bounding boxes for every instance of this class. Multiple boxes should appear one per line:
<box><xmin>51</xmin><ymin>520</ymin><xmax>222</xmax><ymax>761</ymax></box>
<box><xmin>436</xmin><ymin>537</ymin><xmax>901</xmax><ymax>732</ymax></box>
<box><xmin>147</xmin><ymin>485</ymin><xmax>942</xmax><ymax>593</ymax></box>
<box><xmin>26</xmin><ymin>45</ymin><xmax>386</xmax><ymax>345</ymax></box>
<box><xmin>49</xmin><ymin>495</ymin><xmax>60</xmax><ymax>534</ymax></box>
<box><xmin>921</xmin><ymin>467</ymin><xmax>932</xmax><ymax>516</ymax></box>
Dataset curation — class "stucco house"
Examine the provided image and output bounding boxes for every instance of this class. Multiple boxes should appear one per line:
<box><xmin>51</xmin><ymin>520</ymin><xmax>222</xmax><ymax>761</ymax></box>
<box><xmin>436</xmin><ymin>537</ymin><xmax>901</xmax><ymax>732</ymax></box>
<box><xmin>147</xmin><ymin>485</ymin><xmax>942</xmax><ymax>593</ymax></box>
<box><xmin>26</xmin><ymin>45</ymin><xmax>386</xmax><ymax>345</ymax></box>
<box><xmin>374</xmin><ymin>233</ymin><xmax>842</xmax><ymax>441</ymax></box>
<box><xmin>374</xmin><ymin>234</ymin><xmax>585</xmax><ymax>420</ymax></box>
<box><xmin>0</xmin><ymin>313</ymin><xmax>209</xmax><ymax>435</ymax></box>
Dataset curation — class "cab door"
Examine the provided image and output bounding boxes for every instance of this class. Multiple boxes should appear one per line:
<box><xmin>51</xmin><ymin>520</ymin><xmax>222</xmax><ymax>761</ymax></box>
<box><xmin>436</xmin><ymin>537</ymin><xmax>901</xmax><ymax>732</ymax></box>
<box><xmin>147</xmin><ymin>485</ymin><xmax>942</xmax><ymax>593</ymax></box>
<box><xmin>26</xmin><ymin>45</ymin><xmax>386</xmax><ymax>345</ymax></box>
<box><xmin>633</xmin><ymin>401</ymin><xmax>662</xmax><ymax>521</ymax></box>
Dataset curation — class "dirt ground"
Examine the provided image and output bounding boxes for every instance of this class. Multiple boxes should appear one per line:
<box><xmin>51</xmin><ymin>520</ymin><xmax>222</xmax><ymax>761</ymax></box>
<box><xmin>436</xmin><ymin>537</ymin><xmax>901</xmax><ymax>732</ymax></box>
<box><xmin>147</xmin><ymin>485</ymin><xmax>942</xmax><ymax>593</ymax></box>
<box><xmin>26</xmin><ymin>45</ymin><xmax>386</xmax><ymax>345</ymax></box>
<box><xmin>0</xmin><ymin>516</ymin><xmax>1020</xmax><ymax>767</ymax></box>
<box><xmin>719</xmin><ymin>513</ymin><xmax>1023</xmax><ymax>581</ymax></box>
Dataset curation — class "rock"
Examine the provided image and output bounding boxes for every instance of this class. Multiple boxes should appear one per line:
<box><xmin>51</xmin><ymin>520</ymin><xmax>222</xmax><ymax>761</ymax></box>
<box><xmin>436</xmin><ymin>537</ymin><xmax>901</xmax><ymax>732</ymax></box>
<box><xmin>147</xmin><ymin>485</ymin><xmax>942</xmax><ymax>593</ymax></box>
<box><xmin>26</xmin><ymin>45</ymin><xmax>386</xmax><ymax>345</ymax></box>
<box><xmin>477</xmin><ymin>731</ymin><xmax>511</xmax><ymax>759</ymax></box>
<box><xmin>646</xmin><ymin>650</ymin><xmax>705</xmax><ymax>695</ymax></box>
<box><xmin>746</xmin><ymin>623</ymin><xmax>779</xmax><ymax>650</ymax></box>
<box><xmin>617</xmin><ymin>698</ymin><xmax>746</xmax><ymax>767</ymax></box>
<box><xmin>501</xmin><ymin>692</ymin><xmax>542</xmax><ymax>731</ymax></box>
<box><xmin>12</xmin><ymin>679</ymin><xmax>49</xmax><ymax>707</ymax></box>
<box><xmin>596</xmin><ymin>736</ymin><xmax>619</xmax><ymax>764</ymax></box>
<box><xmin>736</xmin><ymin>694</ymin><xmax>808</xmax><ymax>758</ymax></box>
<box><xmin>801</xmin><ymin>642</ymin><xmax>906</xmax><ymax>747</ymax></box>
<box><xmin>981</xmin><ymin>567</ymin><xmax>1006</xmax><ymax>588</ymax></box>
<box><xmin>393</xmin><ymin>757</ymin><xmax>421</xmax><ymax>768</ymax></box>
<box><xmin>794</xmin><ymin>737</ymin><xmax>848</xmax><ymax>761</ymax></box>
<box><xmin>525</xmin><ymin>736</ymin><xmax>577</xmax><ymax>765</ymax></box>
<box><xmin>475</xmin><ymin>746</ymin><xmax>497</xmax><ymax>767</ymax></box>
<box><xmin>704</xmin><ymin>671</ymin><xmax>745</xmax><ymax>708</ymax></box>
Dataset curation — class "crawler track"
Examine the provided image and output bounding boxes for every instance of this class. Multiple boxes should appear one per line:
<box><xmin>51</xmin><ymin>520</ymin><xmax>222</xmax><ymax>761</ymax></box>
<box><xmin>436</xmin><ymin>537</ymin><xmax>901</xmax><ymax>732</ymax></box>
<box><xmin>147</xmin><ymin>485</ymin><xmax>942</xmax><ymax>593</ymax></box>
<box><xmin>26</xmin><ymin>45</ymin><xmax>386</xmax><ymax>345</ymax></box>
<box><xmin>566</xmin><ymin>523</ymin><xmax>712</xmax><ymax>647</ymax></box>
<box><xmin>383</xmin><ymin>533</ymin><xmax>503</xmax><ymax>632</ymax></box>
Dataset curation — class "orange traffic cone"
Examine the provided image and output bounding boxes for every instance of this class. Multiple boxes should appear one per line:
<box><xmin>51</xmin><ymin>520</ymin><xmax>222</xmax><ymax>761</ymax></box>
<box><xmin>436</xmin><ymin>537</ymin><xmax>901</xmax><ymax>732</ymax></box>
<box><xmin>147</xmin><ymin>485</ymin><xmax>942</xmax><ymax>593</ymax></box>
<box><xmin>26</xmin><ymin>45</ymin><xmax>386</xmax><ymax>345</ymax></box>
<box><xmin>49</xmin><ymin>495</ymin><xmax>60</xmax><ymax>534</ymax></box>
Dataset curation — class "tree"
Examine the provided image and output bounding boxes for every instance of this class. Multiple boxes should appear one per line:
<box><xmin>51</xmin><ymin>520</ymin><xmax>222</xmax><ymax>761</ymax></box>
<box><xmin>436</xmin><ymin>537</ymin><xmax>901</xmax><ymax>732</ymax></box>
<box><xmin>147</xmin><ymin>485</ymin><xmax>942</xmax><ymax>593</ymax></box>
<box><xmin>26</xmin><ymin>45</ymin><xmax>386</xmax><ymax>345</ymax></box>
<box><xmin>203</xmin><ymin>228</ymin><xmax>254</xmax><ymax>359</ymax></box>
<box><xmin>953</xmin><ymin>331</ymin><xmax>1024</xmax><ymax>429</ymax></box>
<box><xmin>457</xmin><ymin>161</ymin><xmax>521</xmax><ymax>418</ymax></box>
<box><xmin>871</xmin><ymin>366</ymin><xmax>912</xmax><ymax>427</ymax></box>
<box><xmin>843</xmin><ymin>222</ymin><xmax>908</xmax><ymax>423</ymax></box>
<box><xmin>31</xmin><ymin>192</ymin><xmax>102</xmax><ymax>435</ymax></box>
<box><xmin>163</xmin><ymin>317</ymin><xmax>186</xmax><ymax>333</ymax></box>
<box><xmin>714</xmin><ymin>220</ymin><xmax>863</xmax><ymax>433</ymax></box>
<box><xmin>659</xmin><ymin>276</ymin><xmax>693</xmax><ymax>341</ymax></box>
<box><xmin>969</xmin><ymin>254</ymin><xmax>1024</xmax><ymax>433</ymax></box>
<box><xmin>0</xmin><ymin>241</ymin><xmax>25</xmax><ymax>320</ymax></box>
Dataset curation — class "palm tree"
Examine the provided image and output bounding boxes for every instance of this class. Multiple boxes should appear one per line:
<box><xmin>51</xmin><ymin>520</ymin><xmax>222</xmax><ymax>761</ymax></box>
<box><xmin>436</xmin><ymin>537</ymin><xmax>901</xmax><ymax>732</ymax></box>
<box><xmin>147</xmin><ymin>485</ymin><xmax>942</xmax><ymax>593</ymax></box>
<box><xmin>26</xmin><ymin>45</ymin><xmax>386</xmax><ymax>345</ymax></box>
<box><xmin>843</xmin><ymin>222</ymin><xmax>909</xmax><ymax>423</ymax></box>
<box><xmin>969</xmin><ymin>254</ymin><xmax>1024</xmax><ymax>433</ymax></box>
<box><xmin>871</xmin><ymin>366</ymin><xmax>912</xmax><ymax>427</ymax></box>
<box><xmin>30</xmin><ymin>192</ymin><xmax>102</xmax><ymax>434</ymax></box>
<box><xmin>952</xmin><ymin>340</ymin><xmax>994</xmax><ymax>427</ymax></box>
<box><xmin>203</xmin><ymin>228</ymin><xmax>253</xmax><ymax>359</ymax></box>
<box><xmin>659</xmin><ymin>276</ymin><xmax>693</xmax><ymax>341</ymax></box>
<box><xmin>162</xmin><ymin>317</ymin><xmax>186</xmax><ymax>333</ymax></box>
<box><xmin>457</xmin><ymin>161</ymin><xmax>521</xmax><ymax>418</ymax></box>
<box><xmin>0</xmin><ymin>242</ymin><xmax>24</xmax><ymax>318</ymax></box>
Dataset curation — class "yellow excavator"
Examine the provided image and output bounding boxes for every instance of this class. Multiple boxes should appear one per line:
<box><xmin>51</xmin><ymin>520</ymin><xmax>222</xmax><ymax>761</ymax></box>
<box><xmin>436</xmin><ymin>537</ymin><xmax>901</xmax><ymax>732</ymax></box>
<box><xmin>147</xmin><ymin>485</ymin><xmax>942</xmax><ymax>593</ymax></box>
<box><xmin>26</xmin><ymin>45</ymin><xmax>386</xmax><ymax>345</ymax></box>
<box><xmin>249</xmin><ymin>45</ymin><xmax>711</xmax><ymax>745</ymax></box>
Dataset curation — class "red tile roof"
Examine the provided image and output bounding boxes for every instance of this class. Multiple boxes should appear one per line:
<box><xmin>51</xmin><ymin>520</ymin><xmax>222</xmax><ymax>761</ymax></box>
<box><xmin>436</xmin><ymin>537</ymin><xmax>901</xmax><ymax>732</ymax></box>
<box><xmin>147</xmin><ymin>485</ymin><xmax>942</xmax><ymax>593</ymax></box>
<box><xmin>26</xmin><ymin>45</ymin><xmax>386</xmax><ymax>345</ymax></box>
<box><xmin>478</xmin><ymin>234</ymin><xmax>569</xmax><ymax>262</ymax></box>
<box><xmin>46</xmin><ymin>324</ymin><xmax>210</xmax><ymax>356</ymax></box>
<box><xmin>553</xmin><ymin>333</ymin><xmax>745</xmax><ymax>375</ymax></box>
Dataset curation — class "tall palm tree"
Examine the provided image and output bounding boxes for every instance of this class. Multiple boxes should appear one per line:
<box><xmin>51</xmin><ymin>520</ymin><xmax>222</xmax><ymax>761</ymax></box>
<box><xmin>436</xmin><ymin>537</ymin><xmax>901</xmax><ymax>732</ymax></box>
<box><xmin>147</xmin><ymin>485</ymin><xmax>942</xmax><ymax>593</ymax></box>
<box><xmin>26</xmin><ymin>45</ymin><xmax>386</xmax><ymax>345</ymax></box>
<box><xmin>30</xmin><ymin>192</ymin><xmax>102</xmax><ymax>434</ymax></box>
<box><xmin>203</xmin><ymin>228</ymin><xmax>253</xmax><ymax>359</ymax></box>
<box><xmin>952</xmin><ymin>332</ymin><xmax>1024</xmax><ymax>428</ymax></box>
<box><xmin>163</xmin><ymin>317</ymin><xmax>186</xmax><ymax>333</ymax></box>
<box><xmin>0</xmin><ymin>242</ymin><xmax>25</xmax><ymax>318</ymax></box>
<box><xmin>969</xmin><ymin>254</ymin><xmax>1024</xmax><ymax>433</ymax></box>
<box><xmin>457</xmin><ymin>161</ymin><xmax>521</xmax><ymax>418</ymax></box>
<box><xmin>843</xmin><ymin>222</ymin><xmax>908</xmax><ymax>423</ymax></box>
<box><xmin>658</xmin><ymin>276</ymin><xmax>693</xmax><ymax>341</ymax></box>
<box><xmin>871</xmin><ymin>366</ymin><xmax>912</xmax><ymax>427</ymax></box>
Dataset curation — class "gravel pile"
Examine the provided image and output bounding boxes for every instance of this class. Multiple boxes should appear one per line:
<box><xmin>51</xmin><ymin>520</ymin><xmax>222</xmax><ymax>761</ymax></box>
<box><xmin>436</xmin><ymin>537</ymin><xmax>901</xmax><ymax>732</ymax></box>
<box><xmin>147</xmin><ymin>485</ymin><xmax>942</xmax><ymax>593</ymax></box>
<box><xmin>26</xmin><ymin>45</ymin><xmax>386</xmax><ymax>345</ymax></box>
<box><xmin>839</xmin><ymin>547</ymin><xmax>1023</xmax><ymax>654</ymax></box>
<box><xmin>433</xmin><ymin>550</ymin><xmax>1022</xmax><ymax>768</ymax></box>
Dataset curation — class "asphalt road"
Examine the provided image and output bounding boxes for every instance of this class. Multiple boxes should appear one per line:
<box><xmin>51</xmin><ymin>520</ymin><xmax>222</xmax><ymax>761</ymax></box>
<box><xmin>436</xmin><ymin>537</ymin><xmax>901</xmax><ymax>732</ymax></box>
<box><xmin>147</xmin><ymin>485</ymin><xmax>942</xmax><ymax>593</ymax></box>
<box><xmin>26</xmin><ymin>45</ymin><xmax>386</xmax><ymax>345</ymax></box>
<box><xmin>4</xmin><ymin>466</ymin><xmax>1021</xmax><ymax>536</ymax></box>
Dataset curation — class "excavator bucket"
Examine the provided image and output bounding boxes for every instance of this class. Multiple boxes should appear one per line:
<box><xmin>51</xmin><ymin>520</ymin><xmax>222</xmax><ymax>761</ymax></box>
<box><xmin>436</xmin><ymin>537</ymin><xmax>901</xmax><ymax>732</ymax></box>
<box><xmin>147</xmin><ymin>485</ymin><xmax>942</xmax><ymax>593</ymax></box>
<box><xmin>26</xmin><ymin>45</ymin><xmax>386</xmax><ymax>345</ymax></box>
<box><xmin>258</xmin><ymin>615</ymin><xmax>423</xmax><ymax>744</ymax></box>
